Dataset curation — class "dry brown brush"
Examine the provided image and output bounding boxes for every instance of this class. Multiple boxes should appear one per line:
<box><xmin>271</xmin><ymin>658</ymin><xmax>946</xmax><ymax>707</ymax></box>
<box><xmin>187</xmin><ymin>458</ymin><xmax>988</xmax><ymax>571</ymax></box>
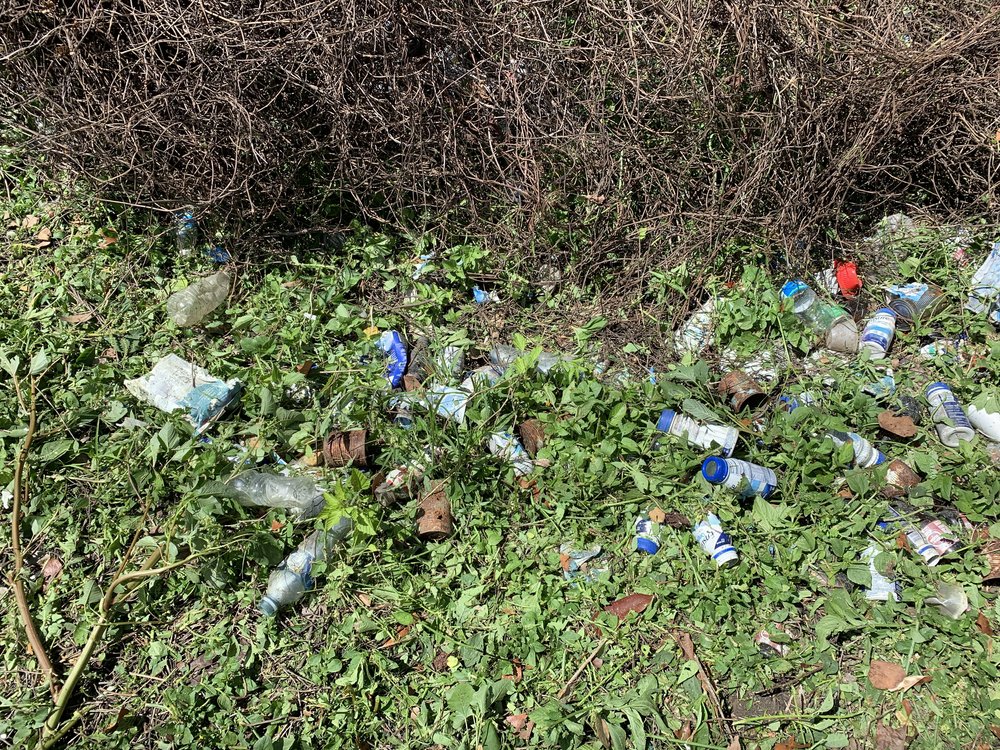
<box><xmin>2</xmin><ymin>0</ymin><xmax>998</xmax><ymax>287</ymax></box>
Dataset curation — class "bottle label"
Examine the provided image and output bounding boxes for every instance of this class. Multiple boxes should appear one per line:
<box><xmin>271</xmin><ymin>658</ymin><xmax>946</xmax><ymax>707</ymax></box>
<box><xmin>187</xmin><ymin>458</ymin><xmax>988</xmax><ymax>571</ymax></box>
<box><xmin>927</xmin><ymin>385</ymin><xmax>973</xmax><ymax>429</ymax></box>
<box><xmin>860</xmin><ymin>312</ymin><xmax>895</xmax><ymax>352</ymax></box>
<box><xmin>920</xmin><ymin>520</ymin><xmax>957</xmax><ymax>555</ymax></box>
<box><xmin>723</xmin><ymin>458</ymin><xmax>777</xmax><ymax>497</ymax></box>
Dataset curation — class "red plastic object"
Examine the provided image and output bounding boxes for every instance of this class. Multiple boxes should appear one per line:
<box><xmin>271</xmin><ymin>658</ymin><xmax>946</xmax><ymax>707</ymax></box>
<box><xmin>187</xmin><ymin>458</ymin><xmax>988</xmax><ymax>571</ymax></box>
<box><xmin>834</xmin><ymin>260</ymin><xmax>861</xmax><ymax>298</ymax></box>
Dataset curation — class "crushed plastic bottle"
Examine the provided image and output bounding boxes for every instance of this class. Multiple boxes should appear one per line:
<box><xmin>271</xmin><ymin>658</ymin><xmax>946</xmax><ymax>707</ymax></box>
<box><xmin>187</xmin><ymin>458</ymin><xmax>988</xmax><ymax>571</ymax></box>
<box><xmin>175</xmin><ymin>206</ymin><xmax>197</xmax><ymax>255</ymax></box>
<box><xmin>926</xmin><ymin>382</ymin><xmax>975</xmax><ymax>447</ymax></box>
<box><xmin>859</xmin><ymin>308</ymin><xmax>897</xmax><ymax>359</ymax></box>
<box><xmin>490</xmin><ymin>344</ymin><xmax>563</xmax><ymax>375</ymax></box>
<box><xmin>701</xmin><ymin>456</ymin><xmax>777</xmax><ymax>498</ymax></box>
<box><xmin>487</xmin><ymin>432</ymin><xmax>534</xmax><ymax>476</ymax></box>
<box><xmin>227</xmin><ymin>471</ymin><xmax>325</xmax><ymax>520</ymax></box>
<box><xmin>258</xmin><ymin>517</ymin><xmax>354</xmax><ymax>615</ymax></box>
<box><xmin>166</xmin><ymin>271</ymin><xmax>231</xmax><ymax>327</ymax></box>
<box><xmin>656</xmin><ymin>408</ymin><xmax>738</xmax><ymax>457</ymax></box>
<box><xmin>926</xmin><ymin>581</ymin><xmax>969</xmax><ymax>619</ymax></box>
<box><xmin>674</xmin><ymin>299</ymin><xmax>715</xmax><ymax>355</ymax></box>
<box><xmin>828</xmin><ymin>430</ymin><xmax>887</xmax><ymax>469</ymax></box>
<box><xmin>779</xmin><ymin>280</ymin><xmax>858</xmax><ymax>353</ymax></box>
<box><xmin>965</xmin><ymin>240</ymin><xmax>1000</xmax><ymax>325</ymax></box>
<box><xmin>693</xmin><ymin>514</ymin><xmax>738</xmax><ymax>567</ymax></box>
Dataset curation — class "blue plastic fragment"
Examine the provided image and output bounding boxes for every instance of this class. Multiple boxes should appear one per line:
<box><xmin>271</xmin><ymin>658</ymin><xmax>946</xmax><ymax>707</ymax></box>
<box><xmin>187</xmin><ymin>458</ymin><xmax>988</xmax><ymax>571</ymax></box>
<box><xmin>377</xmin><ymin>331</ymin><xmax>408</xmax><ymax>389</ymax></box>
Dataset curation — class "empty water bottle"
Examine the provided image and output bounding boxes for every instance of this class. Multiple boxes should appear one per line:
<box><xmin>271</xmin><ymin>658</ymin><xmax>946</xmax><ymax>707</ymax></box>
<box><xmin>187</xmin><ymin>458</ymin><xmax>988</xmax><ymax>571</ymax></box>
<box><xmin>228</xmin><ymin>471</ymin><xmax>326</xmax><ymax>520</ymax></box>
<box><xmin>259</xmin><ymin>517</ymin><xmax>354</xmax><ymax>615</ymax></box>
<box><xmin>175</xmin><ymin>206</ymin><xmax>198</xmax><ymax>255</ymax></box>
<box><xmin>656</xmin><ymin>408</ymin><xmax>738</xmax><ymax>457</ymax></box>
<box><xmin>926</xmin><ymin>382</ymin><xmax>975</xmax><ymax>447</ymax></box>
<box><xmin>779</xmin><ymin>280</ymin><xmax>858</xmax><ymax>353</ymax></box>
<box><xmin>828</xmin><ymin>430</ymin><xmax>887</xmax><ymax>469</ymax></box>
<box><xmin>701</xmin><ymin>456</ymin><xmax>778</xmax><ymax>498</ymax></box>
<box><xmin>166</xmin><ymin>271</ymin><xmax>231</xmax><ymax>327</ymax></box>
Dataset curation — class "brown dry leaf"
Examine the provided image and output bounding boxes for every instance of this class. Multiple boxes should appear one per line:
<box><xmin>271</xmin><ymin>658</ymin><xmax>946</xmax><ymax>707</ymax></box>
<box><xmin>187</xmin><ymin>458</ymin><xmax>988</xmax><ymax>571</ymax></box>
<box><xmin>37</xmin><ymin>226</ymin><xmax>52</xmax><ymax>242</ymax></box>
<box><xmin>502</xmin><ymin>658</ymin><xmax>526</xmax><ymax>683</ymax></box>
<box><xmin>409</xmin><ymin>706</ymin><xmax>420</xmax><ymax>722</ymax></box>
<box><xmin>895</xmin><ymin>531</ymin><xmax>908</xmax><ymax>550</ymax></box>
<box><xmin>62</xmin><ymin>311</ymin><xmax>94</xmax><ymax>324</ymax></box>
<box><xmin>901</xmin><ymin>698</ymin><xmax>913</xmax><ymax>716</ymax></box>
<box><xmin>727</xmin><ymin>736</ymin><xmax>743</xmax><ymax>750</ymax></box>
<box><xmin>983</xmin><ymin>539</ymin><xmax>1000</xmax><ymax>581</ymax></box>
<box><xmin>837</xmin><ymin>487</ymin><xmax>855</xmax><ymax>499</ymax></box>
<box><xmin>40</xmin><ymin>554</ymin><xmax>63</xmax><ymax>590</ymax></box>
<box><xmin>380</xmin><ymin>625</ymin><xmax>410</xmax><ymax>649</ymax></box>
<box><xmin>295</xmin><ymin>360</ymin><xmax>314</xmax><ymax>374</ymax></box>
<box><xmin>875</xmin><ymin>721</ymin><xmax>910</xmax><ymax>750</ymax></box>
<box><xmin>99</xmin><ymin>229</ymin><xmax>119</xmax><ymax>247</ymax></box>
<box><xmin>661</xmin><ymin>511</ymin><xmax>691</xmax><ymax>529</ymax></box>
<box><xmin>102</xmin><ymin>706</ymin><xmax>128</xmax><ymax>733</ymax></box>
<box><xmin>270</xmin><ymin>519</ymin><xmax>284</xmax><ymax>532</ymax></box>
<box><xmin>775</xmin><ymin>737</ymin><xmax>806</xmax><ymax>750</ymax></box>
<box><xmin>603</xmin><ymin>593</ymin><xmax>653</xmax><ymax>619</ymax></box>
<box><xmin>594</xmin><ymin>716</ymin><xmax>612</xmax><ymax>749</ymax></box>
<box><xmin>22</xmin><ymin>214</ymin><xmax>39</xmax><ymax>229</ymax></box>
<box><xmin>505</xmin><ymin>713</ymin><xmax>534</xmax><ymax>741</ymax></box>
<box><xmin>878</xmin><ymin>410</ymin><xmax>917</xmax><ymax>439</ymax></box>
<box><xmin>648</xmin><ymin>507</ymin><xmax>666</xmax><ymax>524</ymax></box>
<box><xmin>991</xmin><ymin>725</ymin><xmax>1000</xmax><ymax>741</ymax></box>
<box><xmin>977</xmin><ymin>611</ymin><xmax>994</xmax><ymax>635</ymax></box>
<box><xmin>888</xmin><ymin>674</ymin><xmax>929</xmax><ymax>693</ymax></box>
<box><xmin>431</xmin><ymin>651</ymin><xmax>450</xmax><ymax>672</ymax></box>
<box><xmin>357</xmin><ymin>592</ymin><xmax>372</xmax><ymax>607</ymax></box>
<box><xmin>869</xmin><ymin>660</ymin><xmax>907</xmax><ymax>690</ymax></box>
<box><xmin>674</xmin><ymin>722</ymin><xmax>692</xmax><ymax>740</ymax></box>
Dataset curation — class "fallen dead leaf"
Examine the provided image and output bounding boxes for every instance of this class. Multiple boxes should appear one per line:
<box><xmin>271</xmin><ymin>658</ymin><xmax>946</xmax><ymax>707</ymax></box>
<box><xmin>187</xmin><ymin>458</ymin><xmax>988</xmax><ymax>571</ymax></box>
<box><xmin>648</xmin><ymin>507</ymin><xmax>666</xmax><ymax>524</ymax></box>
<box><xmin>502</xmin><ymin>658</ymin><xmax>529</xmax><ymax>683</ymax></box>
<box><xmin>505</xmin><ymin>713</ymin><xmax>534</xmax><ymax>741</ymax></box>
<box><xmin>295</xmin><ymin>360</ymin><xmax>314</xmax><ymax>374</ymax></box>
<box><xmin>40</xmin><ymin>553</ymin><xmax>63</xmax><ymax>591</ymax></box>
<box><xmin>977</xmin><ymin>611</ymin><xmax>994</xmax><ymax>635</ymax></box>
<box><xmin>432</xmin><ymin>651</ymin><xmax>450</xmax><ymax>672</ymax></box>
<box><xmin>62</xmin><ymin>311</ymin><xmax>94</xmax><ymax>324</ymax></box>
<box><xmin>674</xmin><ymin>722</ymin><xmax>692</xmax><ymax>740</ymax></box>
<box><xmin>594</xmin><ymin>716</ymin><xmax>612</xmax><ymax>748</ymax></box>
<box><xmin>887</xmin><ymin>674</ymin><xmax>929</xmax><ymax>693</ymax></box>
<box><xmin>603</xmin><ymin>593</ymin><xmax>653</xmax><ymax>619</ymax></box>
<box><xmin>727</xmin><ymin>736</ymin><xmax>743</xmax><ymax>750</ymax></box>
<box><xmin>37</xmin><ymin>226</ymin><xmax>52</xmax><ymax>242</ymax></box>
<box><xmin>875</xmin><ymin>721</ymin><xmax>910</xmax><ymax>750</ymax></box>
<box><xmin>775</xmin><ymin>737</ymin><xmax>806</xmax><ymax>750</ymax></box>
<box><xmin>22</xmin><ymin>214</ymin><xmax>39</xmax><ymax>229</ymax></box>
<box><xmin>380</xmin><ymin>625</ymin><xmax>410</xmax><ymax>649</ymax></box>
<box><xmin>895</xmin><ymin>531</ymin><xmax>908</xmax><ymax>550</ymax></box>
<box><xmin>357</xmin><ymin>592</ymin><xmax>372</xmax><ymax>607</ymax></box>
<box><xmin>409</xmin><ymin>706</ymin><xmax>420</xmax><ymax>722</ymax></box>
<box><xmin>990</xmin><ymin>725</ymin><xmax>1000</xmax><ymax>741</ymax></box>
<box><xmin>661</xmin><ymin>510</ymin><xmax>691</xmax><ymax>528</ymax></box>
<box><xmin>102</xmin><ymin>706</ymin><xmax>128</xmax><ymax>732</ymax></box>
<box><xmin>270</xmin><ymin>519</ymin><xmax>284</xmax><ymax>532</ymax></box>
<box><xmin>869</xmin><ymin>660</ymin><xmax>907</xmax><ymax>690</ymax></box>
<box><xmin>878</xmin><ymin>410</ymin><xmax>917</xmax><ymax>439</ymax></box>
<box><xmin>837</xmin><ymin>487</ymin><xmax>855</xmax><ymax>499</ymax></box>
<box><xmin>99</xmin><ymin>229</ymin><xmax>118</xmax><ymax>247</ymax></box>
<box><xmin>901</xmin><ymin>698</ymin><xmax>912</xmax><ymax>716</ymax></box>
<box><xmin>983</xmin><ymin>539</ymin><xmax>1000</xmax><ymax>581</ymax></box>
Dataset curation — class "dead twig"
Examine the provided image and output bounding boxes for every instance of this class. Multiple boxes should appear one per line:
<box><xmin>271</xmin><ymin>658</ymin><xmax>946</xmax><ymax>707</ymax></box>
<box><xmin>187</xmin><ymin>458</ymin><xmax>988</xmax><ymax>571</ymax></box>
<box><xmin>675</xmin><ymin>630</ymin><xmax>734</xmax><ymax>742</ymax></box>
<box><xmin>556</xmin><ymin>638</ymin><xmax>607</xmax><ymax>701</ymax></box>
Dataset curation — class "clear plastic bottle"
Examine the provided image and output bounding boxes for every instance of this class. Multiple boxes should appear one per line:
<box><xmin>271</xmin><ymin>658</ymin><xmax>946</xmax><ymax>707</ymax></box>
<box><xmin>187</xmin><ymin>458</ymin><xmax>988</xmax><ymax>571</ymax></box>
<box><xmin>166</xmin><ymin>271</ymin><xmax>231</xmax><ymax>327</ymax></box>
<box><xmin>701</xmin><ymin>456</ymin><xmax>777</xmax><ymax>498</ymax></box>
<box><xmin>925</xmin><ymin>382</ymin><xmax>975</xmax><ymax>447</ymax></box>
<box><xmin>828</xmin><ymin>430</ymin><xmax>887</xmax><ymax>469</ymax></box>
<box><xmin>656</xmin><ymin>409</ymin><xmax>738</xmax><ymax>457</ymax></box>
<box><xmin>859</xmin><ymin>308</ymin><xmax>897</xmax><ymax>358</ymax></box>
<box><xmin>258</xmin><ymin>517</ymin><xmax>354</xmax><ymax>616</ymax></box>
<box><xmin>780</xmin><ymin>280</ymin><xmax>858</xmax><ymax>353</ymax></box>
<box><xmin>490</xmin><ymin>345</ymin><xmax>562</xmax><ymax>374</ymax></box>
<box><xmin>175</xmin><ymin>206</ymin><xmax>198</xmax><ymax>255</ymax></box>
<box><xmin>228</xmin><ymin>471</ymin><xmax>326</xmax><ymax>520</ymax></box>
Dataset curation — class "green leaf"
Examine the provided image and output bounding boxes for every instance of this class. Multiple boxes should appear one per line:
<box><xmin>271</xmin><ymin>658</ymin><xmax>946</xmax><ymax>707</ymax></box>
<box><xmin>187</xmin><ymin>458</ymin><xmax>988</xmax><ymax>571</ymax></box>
<box><xmin>815</xmin><ymin>614</ymin><xmax>849</xmax><ymax>640</ymax></box>
<box><xmin>29</xmin><ymin>350</ymin><xmax>49</xmax><ymax>375</ymax></box>
<box><xmin>752</xmin><ymin>497</ymin><xmax>790</xmax><ymax>531</ymax></box>
<box><xmin>446</xmin><ymin>683</ymin><xmax>477</xmax><ymax>718</ymax></box>
<box><xmin>681</xmin><ymin>398</ymin><xmax>723</xmax><ymax>424</ymax></box>
<box><xmin>675</xmin><ymin>659</ymin><xmax>699</xmax><ymax>685</ymax></box>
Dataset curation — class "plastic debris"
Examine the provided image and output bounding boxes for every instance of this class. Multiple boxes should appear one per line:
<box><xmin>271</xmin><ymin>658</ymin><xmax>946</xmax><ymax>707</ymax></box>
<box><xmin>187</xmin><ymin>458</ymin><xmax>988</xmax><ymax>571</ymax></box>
<box><xmin>693</xmin><ymin>514</ymin><xmax>738</xmax><ymax>568</ymax></box>
<box><xmin>490</xmin><ymin>344</ymin><xmax>564</xmax><ymax>375</ymax></box>
<box><xmin>968</xmin><ymin>391</ymin><xmax>1000</xmax><ymax>441</ymax></box>
<box><xmin>227</xmin><ymin>471</ymin><xmax>326</xmax><ymax>520</ymax></box>
<box><xmin>965</xmin><ymin>240</ymin><xmax>1000</xmax><ymax>325</ymax></box>
<box><xmin>834</xmin><ymin>259</ymin><xmax>862</xmax><ymax>298</ymax></box>
<box><xmin>377</xmin><ymin>331</ymin><xmax>408</xmax><ymax>389</ymax></box>
<box><xmin>656</xmin><ymin>408</ymin><xmax>738</xmax><ymax>457</ymax></box>
<box><xmin>859</xmin><ymin>308</ymin><xmax>897</xmax><ymax>359</ymax></box>
<box><xmin>861</xmin><ymin>544</ymin><xmax>900</xmax><ymax>602</ymax></box>
<box><xmin>487</xmin><ymin>432</ymin><xmax>534</xmax><ymax>476</ymax></box>
<box><xmin>780</xmin><ymin>280</ymin><xmax>858</xmax><ymax>353</ymax></box>
<box><xmin>205</xmin><ymin>245</ymin><xmax>231</xmax><ymax>263</ymax></box>
<box><xmin>926</xmin><ymin>582</ymin><xmax>969</xmax><ymax>619</ymax></box>
<box><xmin>412</xmin><ymin>252</ymin><xmax>436</xmax><ymax>279</ymax></box>
<box><xmin>754</xmin><ymin>628</ymin><xmax>789</xmax><ymax>657</ymax></box>
<box><xmin>886</xmin><ymin>282</ymin><xmax>945</xmax><ymax>331</ymax></box>
<box><xmin>166</xmin><ymin>271</ymin><xmax>231</xmax><ymax>327</ymax></box>
<box><xmin>926</xmin><ymin>382</ymin><xmax>975</xmax><ymax>447</ymax></box>
<box><xmin>674</xmin><ymin>298</ymin><xmax>716</xmax><ymax>355</ymax></box>
<box><xmin>559</xmin><ymin>544</ymin><xmax>607</xmax><ymax>583</ymax></box>
<box><xmin>125</xmin><ymin>354</ymin><xmax>241</xmax><ymax>434</ymax></box>
<box><xmin>634</xmin><ymin>512</ymin><xmax>661</xmax><ymax>554</ymax></box>
<box><xmin>472</xmin><ymin>286</ymin><xmax>500</xmax><ymax>304</ymax></box>
<box><xmin>702</xmin><ymin>456</ymin><xmax>778</xmax><ymax>498</ymax></box>
<box><xmin>259</xmin><ymin>517</ymin><xmax>354</xmax><ymax>616</ymax></box>
<box><xmin>827</xmin><ymin>430</ymin><xmax>887</xmax><ymax>468</ymax></box>
<box><xmin>862</xmin><ymin>369</ymin><xmax>896</xmax><ymax>398</ymax></box>
<box><xmin>175</xmin><ymin>206</ymin><xmax>197</xmax><ymax>255</ymax></box>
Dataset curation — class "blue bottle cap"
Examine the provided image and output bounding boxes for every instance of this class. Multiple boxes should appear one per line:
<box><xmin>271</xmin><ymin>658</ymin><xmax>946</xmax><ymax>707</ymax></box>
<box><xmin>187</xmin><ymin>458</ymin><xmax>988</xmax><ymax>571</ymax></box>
<box><xmin>656</xmin><ymin>409</ymin><xmax>676</xmax><ymax>432</ymax></box>
<box><xmin>636</xmin><ymin>537</ymin><xmax>660</xmax><ymax>554</ymax></box>
<box><xmin>701</xmin><ymin>456</ymin><xmax>729</xmax><ymax>484</ymax></box>
<box><xmin>779</xmin><ymin>280</ymin><xmax>807</xmax><ymax>298</ymax></box>
<box><xmin>258</xmin><ymin>596</ymin><xmax>279</xmax><ymax>617</ymax></box>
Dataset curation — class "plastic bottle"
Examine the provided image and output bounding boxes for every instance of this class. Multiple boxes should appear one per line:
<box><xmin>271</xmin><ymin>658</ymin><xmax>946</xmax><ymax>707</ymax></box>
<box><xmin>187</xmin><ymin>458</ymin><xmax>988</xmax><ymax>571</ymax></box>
<box><xmin>656</xmin><ymin>409</ymin><xmax>738</xmax><ymax>457</ymax></box>
<box><xmin>859</xmin><ymin>308</ymin><xmax>897</xmax><ymax>358</ymax></box>
<box><xmin>693</xmin><ymin>514</ymin><xmax>738</xmax><ymax>567</ymax></box>
<box><xmin>175</xmin><ymin>206</ymin><xmax>197</xmax><ymax>255</ymax></box>
<box><xmin>634</xmin><ymin>513</ymin><xmax>661</xmax><ymax>554</ymax></box>
<box><xmin>965</xmin><ymin>240</ymin><xmax>1000</xmax><ymax>325</ymax></box>
<box><xmin>487</xmin><ymin>432</ymin><xmax>534</xmax><ymax>476</ymax></box>
<box><xmin>228</xmin><ymin>471</ymin><xmax>326</xmax><ymax>520</ymax></box>
<box><xmin>490</xmin><ymin>345</ymin><xmax>563</xmax><ymax>375</ymax></box>
<box><xmin>827</xmin><ymin>431</ymin><xmax>887</xmax><ymax>469</ymax></box>
<box><xmin>925</xmin><ymin>382</ymin><xmax>975</xmax><ymax>447</ymax></box>
<box><xmin>779</xmin><ymin>280</ymin><xmax>858</xmax><ymax>353</ymax></box>
<box><xmin>166</xmin><ymin>271</ymin><xmax>231</xmax><ymax>327</ymax></box>
<box><xmin>258</xmin><ymin>517</ymin><xmax>354</xmax><ymax>615</ymax></box>
<box><xmin>886</xmin><ymin>283</ymin><xmax>945</xmax><ymax>331</ymax></box>
<box><xmin>926</xmin><ymin>582</ymin><xmax>969</xmax><ymax>619</ymax></box>
<box><xmin>675</xmin><ymin>299</ymin><xmax>716</xmax><ymax>355</ymax></box>
<box><xmin>701</xmin><ymin>456</ymin><xmax>777</xmax><ymax>498</ymax></box>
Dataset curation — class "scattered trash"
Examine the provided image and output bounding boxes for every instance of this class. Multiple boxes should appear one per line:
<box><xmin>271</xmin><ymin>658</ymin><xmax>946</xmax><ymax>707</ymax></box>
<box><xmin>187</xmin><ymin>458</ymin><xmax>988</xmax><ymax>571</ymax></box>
<box><xmin>559</xmin><ymin>544</ymin><xmax>607</xmax><ymax>583</ymax></box>
<box><xmin>416</xmin><ymin>482</ymin><xmax>452</xmax><ymax>540</ymax></box>
<box><xmin>780</xmin><ymin>280</ymin><xmax>859</xmax><ymax>353</ymax></box>
<box><xmin>968</xmin><ymin>390</ymin><xmax>1000</xmax><ymax>441</ymax></box>
<box><xmin>377</xmin><ymin>331</ymin><xmax>408</xmax><ymax>389</ymax></box>
<box><xmin>125</xmin><ymin>354</ymin><xmax>242</xmax><ymax>434</ymax></box>
<box><xmin>947</xmin><ymin>228</ymin><xmax>973</xmax><ymax>265</ymax></box>
<box><xmin>374</xmin><ymin>459</ymin><xmax>427</xmax><ymax>504</ymax></box>
<box><xmin>861</xmin><ymin>544</ymin><xmax>900</xmax><ymax>602</ymax></box>
<box><xmin>674</xmin><ymin>298</ymin><xmax>715</xmax><ymax>355</ymax></box>
<box><xmin>859</xmin><ymin>308</ymin><xmax>897</xmax><ymax>359</ymax></box>
<box><xmin>258</xmin><ymin>516</ymin><xmax>354</xmax><ymax>616</ymax></box>
<box><xmin>472</xmin><ymin>286</ymin><xmax>499</xmax><ymax>304</ymax></box>
<box><xmin>702</xmin><ymin>457</ymin><xmax>778</xmax><ymax>498</ymax></box>
<box><xmin>518</xmin><ymin>419</ymin><xmax>545</xmax><ymax>457</ymax></box>
<box><xmin>175</xmin><ymin>206</ymin><xmax>197</xmax><ymax>255</ymax></box>
<box><xmin>881</xmin><ymin>459</ymin><xmax>921</xmax><ymax>499</ymax></box>
<box><xmin>778</xmin><ymin>391</ymin><xmax>818</xmax><ymax>412</ymax></box>
<box><xmin>719</xmin><ymin>346</ymin><xmax>787</xmax><ymax>383</ymax></box>
<box><xmin>965</xmin><ymin>240</ymin><xmax>1000</xmax><ymax>325</ymax></box>
<box><xmin>754</xmin><ymin>628</ymin><xmax>789</xmax><ymax>657</ymax></box>
<box><xmin>407</xmin><ymin>337</ymin><xmax>465</xmax><ymax>384</ymax></box>
<box><xmin>717</xmin><ymin>370</ymin><xmax>767</xmax><ymax>412</ymax></box>
<box><xmin>227</xmin><ymin>471</ymin><xmax>326</xmax><ymax>520</ymax></box>
<box><xmin>867</xmin><ymin>213</ymin><xmax>916</xmax><ymax>249</ymax></box>
<box><xmin>925</xmin><ymin>382</ymin><xmax>975</xmax><ymax>447</ymax></box>
<box><xmin>885</xmin><ymin>505</ymin><xmax>958</xmax><ymax>566</ymax></box>
<box><xmin>693</xmin><ymin>514</ymin><xmax>738</xmax><ymax>568</ymax></box>
<box><xmin>834</xmin><ymin>259</ymin><xmax>862</xmax><ymax>298</ymax></box>
<box><xmin>886</xmin><ymin>282</ymin><xmax>945</xmax><ymax>332</ymax></box>
<box><xmin>862</xmin><ymin>369</ymin><xmax>896</xmax><ymax>399</ymax></box>
<box><xmin>926</xmin><ymin>581</ymin><xmax>969</xmax><ymax>620</ymax></box>
<box><xmin>656</xmin><ymin>408</ymin><xmax>738</xmax><ymax>457</ymax></box>
<box><xmin>412</xmin><ymin>252</ymin><xmax>436</xmax><ymax>279</ymax></box>
<box><xmin>827</xmin><ymin>430</ymin><xmax>886</xmax><ymax>468</ymax></box>
<box><xmin>205</xmin><ymin>245</ymin><xmax>231</xmax><ymax>263</ymax></box>
<box><xmin>323</xmin><ymin>429</ymin><xmax>371</xmax><ymax>468</ymax></box>
<box><xmin>487</xmin><ymin>432</ymin><xmax>534</xmax><ymax>476</ymax></box>
<box><xmin>166</xmin><ymin>271</ymin><xmax>231</xmax><ymax>327</ymax></box>
<box><xmin>490</xmin><ymin>344</ymin><xmax>563</xmax><ymax>375</ymax></box>
<box><xmin>634</xmin><ymin>512</ymin><xmax>662</xmax><ymax>554</ymax></box>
